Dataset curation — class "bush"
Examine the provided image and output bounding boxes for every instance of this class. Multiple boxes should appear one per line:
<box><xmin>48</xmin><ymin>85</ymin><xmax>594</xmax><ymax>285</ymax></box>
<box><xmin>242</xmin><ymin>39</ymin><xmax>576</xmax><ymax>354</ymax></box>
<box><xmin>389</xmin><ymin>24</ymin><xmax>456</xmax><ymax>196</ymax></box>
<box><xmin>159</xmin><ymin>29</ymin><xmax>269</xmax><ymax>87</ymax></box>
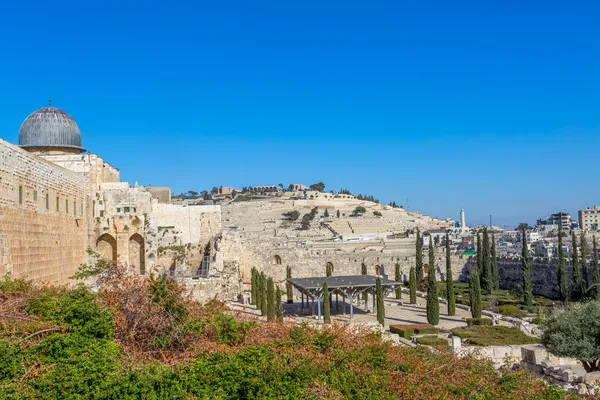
<box><xmin>390</xmin><ymin>324</ymin><xmax>439</xmax><ymax>339</ymax></box>
<box><xmin>466</xmin><ymin>318</ymin><xmax>493</xmax><ymax>326</ymax></box>
<box><xmin>416</xmin><ymin>336</ymin><xmax>448</xmax><ymax>347</ymax></box>
<box><xmin>497</xmin><ymin>305</ymin><xmax>527</xmax><ymax>318</ymax></box>
<box><xmin>451</xmin><ymin>326</ymin><xmax>538</xmax><ymax>346</ymax></box>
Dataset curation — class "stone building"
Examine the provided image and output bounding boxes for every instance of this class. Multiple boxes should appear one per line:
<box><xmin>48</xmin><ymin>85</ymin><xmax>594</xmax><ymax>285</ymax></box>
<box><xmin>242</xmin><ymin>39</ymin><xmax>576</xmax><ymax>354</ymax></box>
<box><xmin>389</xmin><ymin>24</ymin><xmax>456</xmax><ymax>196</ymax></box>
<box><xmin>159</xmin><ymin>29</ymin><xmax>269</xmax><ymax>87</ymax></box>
<box><xmin>1</xmin><ymin>103</ymin><xmax>227</xmax><ymax>294</ymax></box>
<box><xmin>579</xmin><ymin>206</ymin><xmax>600</xmax><ymax>232</ymax></box>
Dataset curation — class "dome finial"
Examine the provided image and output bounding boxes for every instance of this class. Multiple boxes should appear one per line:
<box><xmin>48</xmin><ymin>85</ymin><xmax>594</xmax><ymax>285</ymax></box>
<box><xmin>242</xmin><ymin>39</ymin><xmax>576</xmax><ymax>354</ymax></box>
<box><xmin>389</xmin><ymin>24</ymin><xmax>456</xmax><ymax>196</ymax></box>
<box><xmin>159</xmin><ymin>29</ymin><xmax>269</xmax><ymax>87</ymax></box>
<box><xmin>48</xmin><ymin>94</ymin><xmax>52</xmax><ymax>107</ymax></box>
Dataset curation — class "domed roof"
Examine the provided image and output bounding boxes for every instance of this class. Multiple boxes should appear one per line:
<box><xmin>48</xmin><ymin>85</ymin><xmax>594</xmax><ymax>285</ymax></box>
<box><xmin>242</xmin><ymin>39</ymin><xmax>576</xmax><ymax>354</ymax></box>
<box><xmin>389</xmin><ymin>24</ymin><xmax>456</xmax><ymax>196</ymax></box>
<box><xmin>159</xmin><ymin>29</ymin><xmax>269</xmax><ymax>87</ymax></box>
<box><xmin>19</xmin><ymin>106</ymin><xmax>84</xmax><ymax>152</ymax></box>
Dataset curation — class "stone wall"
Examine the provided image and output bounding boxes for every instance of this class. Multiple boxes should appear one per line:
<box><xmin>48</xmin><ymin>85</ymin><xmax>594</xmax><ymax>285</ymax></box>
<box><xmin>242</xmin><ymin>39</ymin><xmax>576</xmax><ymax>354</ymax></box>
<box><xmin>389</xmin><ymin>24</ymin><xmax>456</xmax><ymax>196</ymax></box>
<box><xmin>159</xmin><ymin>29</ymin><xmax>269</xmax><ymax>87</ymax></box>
<box><xmin>462</xmin><ymin>256</ymin><xmax>584</xmax><ymax>299</ymax></box>
<box><xmin>0</xmin><ymin>139</ymin><xmax>87</xmax><ymax>283</ymax></box>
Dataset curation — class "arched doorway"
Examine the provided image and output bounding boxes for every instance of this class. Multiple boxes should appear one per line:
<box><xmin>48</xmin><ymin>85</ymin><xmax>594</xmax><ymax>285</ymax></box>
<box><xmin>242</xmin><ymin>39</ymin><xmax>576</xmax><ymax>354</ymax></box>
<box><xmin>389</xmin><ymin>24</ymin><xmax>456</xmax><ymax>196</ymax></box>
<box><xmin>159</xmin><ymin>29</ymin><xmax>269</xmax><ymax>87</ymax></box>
<box><xmin>273</xmin><ymin>255</ymin><xmax>282</xmax><ymax>265</ymax></box>
<box><xmin>375</xmin><ymin>265</ymin><xmax>382</xmax><ymax>275</ymax></box>
<box><xmin>129</xmin><ymin>233</ymin><xmax>145</xmax><ymax>275</ymax></box>
<box><xmin>326</xmin><ymin>262</ymin><xmax>334</xmax><ymax>277</ymax></box>
<box><xmin>96</xmin><ymin>234</ymin><xmax>117</xmax><ymax>265</ymax></box>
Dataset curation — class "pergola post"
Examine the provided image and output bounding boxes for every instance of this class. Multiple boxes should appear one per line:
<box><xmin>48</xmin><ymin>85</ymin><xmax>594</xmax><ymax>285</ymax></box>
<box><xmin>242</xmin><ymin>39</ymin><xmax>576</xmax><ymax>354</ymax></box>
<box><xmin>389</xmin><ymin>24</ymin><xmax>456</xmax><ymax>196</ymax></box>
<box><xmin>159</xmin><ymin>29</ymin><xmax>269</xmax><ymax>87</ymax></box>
<box><xmin>349</xmin><ymin>293</ymin><xmax>354</xmax><ymax>322</ymax></box>
<box><xmin>317</xmin><ymin>296</ymin><xmax>321</xmax><ymax>320</ymax></box>
<box><xmin>372</xmin><ymin>293</ymin><xmax>376</xmax><ymax>314</ymax></box>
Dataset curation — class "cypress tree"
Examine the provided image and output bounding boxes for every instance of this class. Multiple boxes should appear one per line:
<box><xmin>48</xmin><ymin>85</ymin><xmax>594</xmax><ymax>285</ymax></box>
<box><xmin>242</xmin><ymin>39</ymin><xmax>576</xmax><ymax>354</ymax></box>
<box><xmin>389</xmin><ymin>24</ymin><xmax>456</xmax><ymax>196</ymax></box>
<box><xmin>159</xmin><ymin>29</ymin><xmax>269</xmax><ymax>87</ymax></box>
<box><xmin>581</xmin><ymin>233</ymin><xmax>589</xmax><ymax>295</ymax></box>
<box><xmin>416</xmin><ymin>228</ymin><xmax>424</xmax><ymax>281</ymax></box>
<box><xmin>491</xmin><ymin>233</ymin><xmax>499</xmax><ymax>290</ymax></box>
<box><xmin>409</xmin><ymin>266</ymin><xmax>417</xmax><ymax>304</ymax></box>
<box><xmin>592</xmin><ymin>235</ymin><xmax>600</xmax><ymax>301</ymax></box>
<box><xmin>361</xmin><ymin>261</ymin><xmax>368</xmax><ymax>304</ymax></box>
<box><xmin>276</xmin><ymin>286</ymin><xmax>284</xmax><ymax>322</ymax></box>
<box><xmin>521</xmin><ymin>226</ymin><xmax>534</xmax><ymax>307</ymax></box>
<box><xmin>267</xmin><ymin>277</ymin><xmax>275</xmax><ymax>321</ymax></box>
<box><xmin>376</xmin><ymin>277</ymin><xmax>385</xmax><ymax>325</ymax></box>
<box><xmin>481</xmin><ymin>228</ymin><xmax>492</xmax><ymax>294</ymax></box>
<box><xmin>261</xmin><ymin>273</ymin><xmax>268</xmax><ymax>316</ymax></box>
<box><xmin>426</xmin><ymin>257</ymin><xmax>439</xmax><ymax>325</ymax></box>
<box><xmin>469</xmin><ymin>269</ymin><xmax>482</xmax><ymax>318</ymax></box>
<box><xmin>394</xmin><ymin>262</ymin><xmax>402</xmax><ymax>299</ymax></box>
<box><xmin>256</xmin><ymin>271</ymin><xmax>263</xmax><ymax>310</ymax></box>
<box><xmin>445</xmin><ymin>232</ymin><xmax>455</xmax><ymax>316</ymax></box>
<box><xmin>476</xmin><ymin>232</ymin><xmax>482</xmax><ymax>273</ymax></box>
<box><xmin>557</xmin><ymin>225</ymin><xmax>568</xmax><ymax>304</ymax></box>
<box><xmin>323</xmin><ymin>282</ymin><xmax>331</xmax><ymax>323</ymax></box>
<box><xmin>571</xmin><ymin>231</ymin><xmax>581</xmax><ymax>300</ymax></box>
<box><xmin>250</xmin><ymin>267</ymin><xmax>257</xmax><ymax>305</ymax></box>
<box><xmin>286</xmin><ymin>266</ymin><xmax>293</xmax><ymax>303</ymax></box>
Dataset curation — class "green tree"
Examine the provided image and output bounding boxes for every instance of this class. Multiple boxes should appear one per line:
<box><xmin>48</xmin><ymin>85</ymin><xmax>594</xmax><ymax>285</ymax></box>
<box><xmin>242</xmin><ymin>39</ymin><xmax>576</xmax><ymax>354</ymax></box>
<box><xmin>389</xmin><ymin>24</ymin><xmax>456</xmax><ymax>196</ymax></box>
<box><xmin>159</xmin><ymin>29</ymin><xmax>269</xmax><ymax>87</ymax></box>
<box><xmin>267</xmin><ymin>277</ymin><xmax>275</xmax><ymax>321</ymax></box>
<box><xmin>309</xmin><ymin>182</ymin><xmax>325</xmax><ymax>192</ymax></box>
<box><xmin>256</xmin><ymin>270</ymin><xmax>263</xmax><ymax>311</ymax></box>
<box><xmin>581</xmin><ymin>233</ymin><xmax>589</xmax><ymax>295</ymax></box>
<box><xmin>409</xmin><ymin>266</ymin><xmax>417</xmax><ymax>304</ymax></box>
<box><xmin>593</xmin><ymin>236</ymin><xmax>600</xmax><ymax>301</ymax></box>
<box><xmin>557</xmin><ymin>224</ymin><xmax>567</xmax><ymax>304</ymax></box>
<box><xmin>352</xmin><ymin>206</ymin><xmax>366</xmax><ymax>216</ymax></box>
<box><xmin>571</xmin><ymin>230</ymin><xmax>581</xmax><ymax>300</ymax></box>
<box><xmin>286</xmin><ymin>266</ymin><xmax>293</xmax><ymax>303</ymax></box>
<box><xmin>476</xmin><ymin>232</ymin><xmax>482</xmax><ymax>273</ymax></box>
<box><xmin>361</xmin><ymin>261</ymin><xmax>368</xmax><ymax>305</ymax></box>
<box><xmin>250</xmin><ymin>267</ymin><xmax>257</xmax><ymax>305</ymax></box>
<box><xmin>323</xmin><ymin>282</ymin><xmax>331</xmax><ymax>324</ymax></box>
<box><xmin>445</xmin><ymin>232</ymin><xmax>455</xmax><ymax>316</ymax></box>
<box><xmin>260</xmin><ymin>273</ymin><xmax>268</xmax><ymax>316</ymax></box>
<box><xmin>426</xmin><ymin>254</ymin><xmax>439</xmax><ymax>325</ymax></box>
<box><xmin>276</xmin><ymin>286</ymin><xmax>284</xmax><ymax>322</ymax></box>
<box><xmin>376</xmin><ymin>277</ymin><xmax>385</xmax><ymax>325</ymax></box>
<box><xmin>491</xmin><ymin>233</ymin><xmax>499</xmax><ymax>290</ymax></box>
<box><xmin>394</xmin><ymin>262</ymin><xmax>402</xmax><ymax>299</ymax></box>
<box><xmin>481</xmin><ymin>228</ymin><xmax>492</xmax><ymax>294</ymax></box>
<box><xmin>541</xmin><ymin>301</ymin><xmax>600</xmax><ymax>372</ymax></box>
<box><xmin>521</xmin><ymin>226</ymin><xmax>534</xmax><ymax>307</ymax></box>
<box><xmin>415</xmin><ymin>228</ymin><xmax>424</xmax><ymax>281</ymax></box>
<box><xmin>469</xmin><ymin>269</ymin><xmax>482</xmax><ymax>318</ymax></box>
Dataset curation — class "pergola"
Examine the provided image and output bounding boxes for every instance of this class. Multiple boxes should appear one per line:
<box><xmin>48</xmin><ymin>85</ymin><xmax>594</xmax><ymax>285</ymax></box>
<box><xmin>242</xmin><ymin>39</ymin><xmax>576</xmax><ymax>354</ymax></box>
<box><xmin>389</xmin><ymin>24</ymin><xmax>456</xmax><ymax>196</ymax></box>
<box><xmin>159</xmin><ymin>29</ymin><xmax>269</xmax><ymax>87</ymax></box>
<box><xmin>287</xmin><ymin>275</ymin><xmax>401</xmax><ymax>321</ymax></box>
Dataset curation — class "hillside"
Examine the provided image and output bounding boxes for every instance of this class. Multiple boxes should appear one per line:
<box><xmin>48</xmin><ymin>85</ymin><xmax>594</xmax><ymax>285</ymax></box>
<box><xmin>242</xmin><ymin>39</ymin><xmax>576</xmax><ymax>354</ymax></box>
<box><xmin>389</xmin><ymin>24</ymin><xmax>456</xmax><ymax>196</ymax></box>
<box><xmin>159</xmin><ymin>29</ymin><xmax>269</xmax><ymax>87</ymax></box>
<box><xmin>0</xmin><ymin>274</ymin><xmax>574</xmax><ymax>400</ymax></box>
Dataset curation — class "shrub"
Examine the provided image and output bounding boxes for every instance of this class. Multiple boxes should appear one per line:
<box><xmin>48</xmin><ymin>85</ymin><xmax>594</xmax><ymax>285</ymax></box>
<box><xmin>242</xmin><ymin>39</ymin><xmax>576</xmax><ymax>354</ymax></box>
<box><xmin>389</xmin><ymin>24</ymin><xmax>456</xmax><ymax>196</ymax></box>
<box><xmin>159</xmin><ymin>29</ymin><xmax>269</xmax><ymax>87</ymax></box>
<box><xmin>451</xmin><ymin>326</ymin><xmax>538</xmax><ymax>346</ymax></box>
<box><xmin>466</xmin><ymin>317</ymin><xmax>493</xmax><ymax>326</ymax></box>
<box><xmin>390</xmin><ymin>324</ymin><xmax>439</xmax><ymax>339</ymax></box>
<box><xmin>497</xmin><ymin>305</ymin><xmax>527</xmax><ymax>318</ymax></box>
<box><xmin>416</xmin><ymin>336</ymin><xmax>448</xmax><ymax>347</ymax></box>
<box><xmin>541</xmin><ymin>301</ymin><xmax>600</xmax><ymax>372</ymax></box>
<box><xmin>204</xmin><ymin>312</ymin><xmax>255</xmax><ymax>345</ymax></box>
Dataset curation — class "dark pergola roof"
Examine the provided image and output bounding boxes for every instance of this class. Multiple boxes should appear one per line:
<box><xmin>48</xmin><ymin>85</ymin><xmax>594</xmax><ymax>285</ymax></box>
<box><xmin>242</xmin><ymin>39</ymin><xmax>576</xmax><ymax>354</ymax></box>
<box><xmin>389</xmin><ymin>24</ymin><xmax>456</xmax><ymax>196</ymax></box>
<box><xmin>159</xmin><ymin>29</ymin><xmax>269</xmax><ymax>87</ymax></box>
<box><xmin>288</xmin><ymin>275</ymin><xmax>401</xmax><ymax>300</ymax></box>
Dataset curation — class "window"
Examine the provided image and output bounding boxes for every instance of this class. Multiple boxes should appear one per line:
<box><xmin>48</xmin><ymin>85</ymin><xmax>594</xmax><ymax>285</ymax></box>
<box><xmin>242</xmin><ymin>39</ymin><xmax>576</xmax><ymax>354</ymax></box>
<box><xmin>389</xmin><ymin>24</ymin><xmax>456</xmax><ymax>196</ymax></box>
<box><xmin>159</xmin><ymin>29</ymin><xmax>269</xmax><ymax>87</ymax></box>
<box><xmin>46</xmin><ymin>194</ymin><xmax>49</xmax><ymax>209</ymax></box>
<box><xmin>66</xmin><ymin>199</ymin><xmax>69</xmax><ymax>214</ymax></box>
<box><xmin>134</xmin><ymin>208</ymin><xmax>137</xmax><ymax>213</ymax></box>
<box><xmin>33</xmin><ymin>190</ymin><xmax>37</xmax><ymax>201</ymax></box>
<box><xmin>19</xmin><ymin>186</ymin><xmax>23</xmax><ymax>204</ymax></box>
<box><xmin>74</xmin><ymin>202</ymin><xmax>77</xmax><ymax>215</ymax></box>
<box><xmin>124</xmin><ymin>207</ymin><xmax>130</xmax><ymax>213</ymax></box>
<box><xmin>98</xmin><ymin>200</ymin><xmax>103</xmax><ymax>205</ymax></box>
<box><xmin>56</xmin><ymin>197</ymin><xmax>59</xmax><ymax>212</ymax></box>
<box><xmin>117</xmin><ymin>208</ymin><xmax>121</xmax><ymax>213</ymax></box>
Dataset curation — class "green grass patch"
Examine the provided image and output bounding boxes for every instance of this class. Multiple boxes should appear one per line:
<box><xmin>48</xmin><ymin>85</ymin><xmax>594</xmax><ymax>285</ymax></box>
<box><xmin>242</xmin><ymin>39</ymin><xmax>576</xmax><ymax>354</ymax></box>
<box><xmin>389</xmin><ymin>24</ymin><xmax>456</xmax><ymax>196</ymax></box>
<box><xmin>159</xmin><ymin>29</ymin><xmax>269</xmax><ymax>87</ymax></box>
<box><xmin>466</xmin><ymin>318</ymin><xmax>493</xmax><ymax>327</ymax></box>
<box><xmin>451</xmin><ymin>326</ymin><xmax>538</xmax><ymax>346</ymax></box>
<box><xmin>389</xmin><ymin>324</ymin><xmax>439</xmax><ymax>339</ymax></box>
<box><xmin>415</xmin><ymin>335</ymin><xmax>448</xmax><ymax>347</ymax></box>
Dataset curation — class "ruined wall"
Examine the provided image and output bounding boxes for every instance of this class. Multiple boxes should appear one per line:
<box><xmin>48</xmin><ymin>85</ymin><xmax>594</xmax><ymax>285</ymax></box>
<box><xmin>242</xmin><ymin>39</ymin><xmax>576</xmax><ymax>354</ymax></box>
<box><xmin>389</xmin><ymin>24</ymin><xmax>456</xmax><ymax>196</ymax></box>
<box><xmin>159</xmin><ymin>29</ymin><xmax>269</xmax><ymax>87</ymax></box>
<box><xmin>462</xmin><ymin>257</ymin><xmax>583</xmax><ymax>299</ymax></box>
<box><xmin>0</xmin><ymin>139</ymin><xmax>87</xmax><ymax>283</ymax></box>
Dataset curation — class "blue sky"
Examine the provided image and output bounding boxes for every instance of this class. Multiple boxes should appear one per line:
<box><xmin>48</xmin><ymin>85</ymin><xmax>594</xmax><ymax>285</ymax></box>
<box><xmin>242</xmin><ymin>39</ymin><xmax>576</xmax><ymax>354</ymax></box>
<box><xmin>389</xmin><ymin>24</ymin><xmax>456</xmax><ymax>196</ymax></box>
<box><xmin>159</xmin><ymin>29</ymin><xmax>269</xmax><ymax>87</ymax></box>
<box><xmin>1</xmin><ymin>1</ymin><xmax>599</xmax><ymax>228</ymax></box>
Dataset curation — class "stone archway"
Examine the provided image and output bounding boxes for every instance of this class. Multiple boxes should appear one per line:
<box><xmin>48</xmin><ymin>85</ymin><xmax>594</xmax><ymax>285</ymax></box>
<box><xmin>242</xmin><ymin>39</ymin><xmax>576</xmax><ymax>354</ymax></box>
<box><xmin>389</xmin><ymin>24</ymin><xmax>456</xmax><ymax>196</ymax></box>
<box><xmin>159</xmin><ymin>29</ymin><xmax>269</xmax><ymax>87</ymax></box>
<box><xmin>273</xmin><ymin>255</ymin><xmax>282</xmax><ymax>265</ymax></box>
<box><xmin>375</xmin><ymin>265</ymin><xmax>382</xmax><ymax>275</ymax></box>
<box><xmin>96</xmin><ymin>234</ymin><xmax>117</xmax><ymax>265</ymax></box>
<box><xmin>129</xmin><ymin>233</ymin><xmax>145</xmax><ymax>275</ymax></box>
<box><xmin>326</xmin><ymin>262</ymin><xmax>334</xmax><ymax>276</ymax></box>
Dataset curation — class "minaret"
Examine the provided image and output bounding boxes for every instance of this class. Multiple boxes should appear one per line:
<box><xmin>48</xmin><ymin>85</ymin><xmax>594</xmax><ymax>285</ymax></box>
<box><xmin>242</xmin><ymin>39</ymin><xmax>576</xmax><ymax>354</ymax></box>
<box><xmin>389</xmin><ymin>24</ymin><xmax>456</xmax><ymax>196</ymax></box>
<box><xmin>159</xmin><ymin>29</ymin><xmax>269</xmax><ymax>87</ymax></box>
<box><xmin>460</xmin><ymin>208</ymin><xmax>466</xmax><ymax>228</ymax></box>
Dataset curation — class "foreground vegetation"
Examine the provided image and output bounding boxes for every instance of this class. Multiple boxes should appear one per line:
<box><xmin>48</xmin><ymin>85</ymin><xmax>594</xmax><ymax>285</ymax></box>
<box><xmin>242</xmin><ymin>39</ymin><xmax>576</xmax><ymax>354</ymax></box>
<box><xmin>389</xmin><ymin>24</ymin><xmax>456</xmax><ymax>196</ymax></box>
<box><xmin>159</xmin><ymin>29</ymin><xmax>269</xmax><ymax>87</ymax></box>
<box><xmin>451</xmin><ymin>325</ymin><xmax>539</xmax><ymax>347</ymax></box>
<box><xmin>0</xmin><ymin>275</ymin><xmax>575</xmax><ymax>399</ymax></box>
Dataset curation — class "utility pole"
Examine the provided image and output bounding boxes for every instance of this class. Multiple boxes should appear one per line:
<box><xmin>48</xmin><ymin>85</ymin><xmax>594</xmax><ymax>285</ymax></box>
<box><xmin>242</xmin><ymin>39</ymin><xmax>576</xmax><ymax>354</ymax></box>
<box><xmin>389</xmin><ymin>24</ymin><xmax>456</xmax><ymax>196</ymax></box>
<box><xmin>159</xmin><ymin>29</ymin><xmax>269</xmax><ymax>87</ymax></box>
<box><xmin>489</xmin><ymin>215</ymin><xmax>492</xmax><ymax>227</ymax></box>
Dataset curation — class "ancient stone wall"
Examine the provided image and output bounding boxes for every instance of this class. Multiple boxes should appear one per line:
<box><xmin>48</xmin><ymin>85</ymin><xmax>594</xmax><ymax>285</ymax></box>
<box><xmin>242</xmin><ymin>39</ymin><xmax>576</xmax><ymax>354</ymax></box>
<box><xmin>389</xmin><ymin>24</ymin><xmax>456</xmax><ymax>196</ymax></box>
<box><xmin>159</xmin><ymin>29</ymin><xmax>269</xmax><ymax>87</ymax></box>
<box><xmin>462</xmin><ymin>256</ymin><xmax>584</xmax><ymax>299</ymax></box>
<box><xmin>0</xmin><ymin>139</ymin><xmax>87</xmax><ymax>283</ymax></box>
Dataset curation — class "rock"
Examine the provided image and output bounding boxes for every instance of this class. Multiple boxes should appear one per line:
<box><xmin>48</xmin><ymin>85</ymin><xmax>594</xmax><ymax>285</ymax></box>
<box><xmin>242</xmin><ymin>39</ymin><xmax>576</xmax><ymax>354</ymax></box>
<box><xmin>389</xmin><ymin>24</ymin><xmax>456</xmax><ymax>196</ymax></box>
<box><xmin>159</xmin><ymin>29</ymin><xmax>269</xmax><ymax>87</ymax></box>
<box><xmin>521</xmin><ymin>344</ymin><xmax>547</xmax><ymax>365</ymax></box>
<box><xmin>540</xmin><ymin>359</ymin><xmax>552</xmax><ymax>369</ymax></box>
<box><xmin>583</xmin><ymin>371</ymin><xmax>600</xmax><ymax>383</ymax></box>
<box><xmin>562</xmin><ymin>369</ymin><xmax>574</xmax><ymax>382</ymax></box>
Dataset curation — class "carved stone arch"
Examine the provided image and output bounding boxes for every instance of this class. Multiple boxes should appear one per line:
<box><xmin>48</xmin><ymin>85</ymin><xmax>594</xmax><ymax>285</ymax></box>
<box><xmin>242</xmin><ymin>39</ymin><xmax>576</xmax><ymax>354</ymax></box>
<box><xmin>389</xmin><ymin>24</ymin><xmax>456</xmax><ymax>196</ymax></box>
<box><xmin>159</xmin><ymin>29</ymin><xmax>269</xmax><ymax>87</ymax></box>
<box><xmin>375</xmin><ymin>265</ymin><xmax>382</xmax><ymax>276</ymax></box>
<box><xmin>326</xmin><ymin>261</ymin><xmax>334</xmax><ymax>276</ymax></box>
<box><xmin>129</xmin><ymin>233</ymin><xmax>145</xmax><ymax>275</ymax></box>
<box><xmin>273</xmin><ymin>255</ymin><xmax>282</xmax><ymax>265</ymax></box>
<box><xmin>96</xmin><ymin>234</ymin><xmax>117</xmax><ymax>265</ymax></box>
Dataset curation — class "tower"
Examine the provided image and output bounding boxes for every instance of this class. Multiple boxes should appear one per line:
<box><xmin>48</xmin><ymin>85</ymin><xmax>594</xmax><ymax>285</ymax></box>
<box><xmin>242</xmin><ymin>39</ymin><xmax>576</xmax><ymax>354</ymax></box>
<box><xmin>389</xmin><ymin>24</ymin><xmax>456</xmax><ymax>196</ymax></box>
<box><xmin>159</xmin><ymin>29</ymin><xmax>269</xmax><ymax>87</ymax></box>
<box><xmin>460</xmin><ymin>208</ymin><xmax>466</xmax><ymax>228</ymax></box>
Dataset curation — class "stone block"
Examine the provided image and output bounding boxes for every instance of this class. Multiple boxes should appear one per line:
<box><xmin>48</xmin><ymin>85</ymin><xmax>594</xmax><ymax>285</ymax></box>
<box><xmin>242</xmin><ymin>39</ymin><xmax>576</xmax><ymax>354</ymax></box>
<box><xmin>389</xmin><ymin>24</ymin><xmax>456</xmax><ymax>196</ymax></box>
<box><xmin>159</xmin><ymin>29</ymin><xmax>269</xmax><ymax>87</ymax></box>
<box><xmin>583</xmin><ymin>371</ymin><xmax>600</xmax><ymax>384</ymax></box>
<box><xmin>562</xmin><ymin>369</ymin><xmax>574</xmax><ymax>382</ymax></box>
<box><xmin>521</xmin><ymin>344</ymin><xmax>547</xmax><ymax>365</ymax></box>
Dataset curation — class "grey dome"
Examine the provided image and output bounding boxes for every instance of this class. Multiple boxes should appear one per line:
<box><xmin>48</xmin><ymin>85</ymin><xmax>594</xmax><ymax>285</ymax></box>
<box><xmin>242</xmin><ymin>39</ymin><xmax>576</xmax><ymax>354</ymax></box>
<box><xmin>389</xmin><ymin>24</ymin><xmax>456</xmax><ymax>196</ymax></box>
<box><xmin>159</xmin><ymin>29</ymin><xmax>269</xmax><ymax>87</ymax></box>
<box><xmin>19</xmin><ymin>107</ymin><xmax>84</xmax><ymax>152</ymax></box>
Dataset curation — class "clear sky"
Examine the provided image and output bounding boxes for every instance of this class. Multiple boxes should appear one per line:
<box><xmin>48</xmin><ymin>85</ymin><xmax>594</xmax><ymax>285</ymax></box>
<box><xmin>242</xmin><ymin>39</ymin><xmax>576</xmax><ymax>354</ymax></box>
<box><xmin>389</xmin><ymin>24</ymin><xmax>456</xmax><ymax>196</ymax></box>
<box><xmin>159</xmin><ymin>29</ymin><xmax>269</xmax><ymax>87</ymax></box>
<box><xmin>1</xmin><ymin>1</ymin><xmax>599</xmax><ymax>228</ymax></box>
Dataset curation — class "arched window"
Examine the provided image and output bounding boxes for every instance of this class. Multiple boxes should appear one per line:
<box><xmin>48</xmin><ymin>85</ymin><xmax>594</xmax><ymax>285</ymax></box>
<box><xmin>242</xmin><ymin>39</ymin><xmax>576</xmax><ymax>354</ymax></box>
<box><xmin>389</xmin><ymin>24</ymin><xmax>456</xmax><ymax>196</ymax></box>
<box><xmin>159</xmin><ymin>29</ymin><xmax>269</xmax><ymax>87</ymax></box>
<box><xmin>326</xmin><ymin>262</ymin><xmax>334</xmax><ymax>277</ymax></box>
<box><xmin>273</xmin><ymin>255</ymin><xmax>282</xmax><ymax>265</ymax></box>
<box><xmin>375</xmin><ymin>265</ymin><xmax>382</xmax><ymax>275</ymax></box>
